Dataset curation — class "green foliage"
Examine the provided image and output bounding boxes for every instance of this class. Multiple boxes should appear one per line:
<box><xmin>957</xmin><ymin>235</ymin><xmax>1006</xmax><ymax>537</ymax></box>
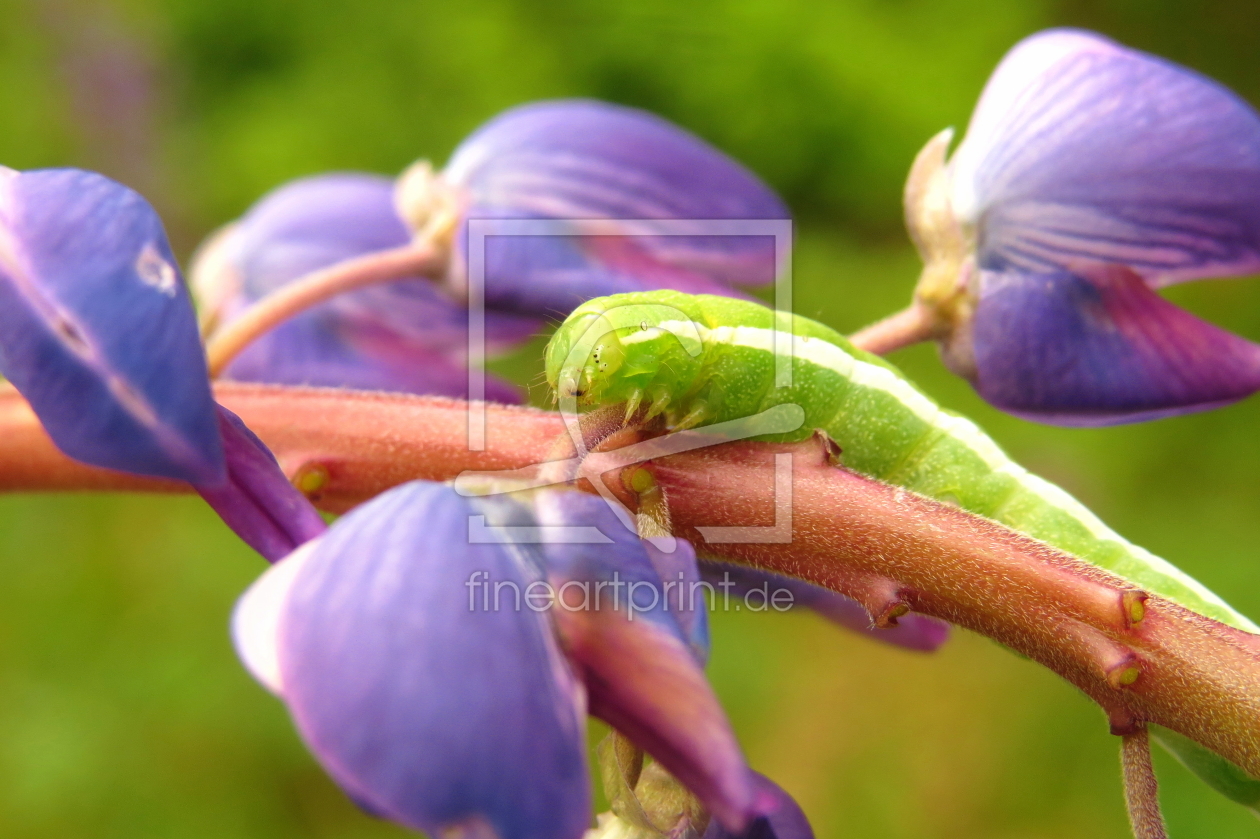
<box><xmin>4</xmin><ymin>1</ymin><xmax>1260</xmax><ymax>837</ymax></box>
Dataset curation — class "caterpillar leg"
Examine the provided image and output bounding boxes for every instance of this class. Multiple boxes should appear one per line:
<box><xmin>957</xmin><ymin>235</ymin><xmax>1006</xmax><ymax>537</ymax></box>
<box><xmin>622</xmin><ymin>389</ymin><xmax>646</xmax><ymax>425</ymax></box>
<box><xmin>668</xmin><ymin>401</ymin><xmax>711</xmax><ymax>432</ymax></box>
<box><xmin>643</xmin><ymin>392</ymin><xmax>671</xmax><ymax>422</ymax></box>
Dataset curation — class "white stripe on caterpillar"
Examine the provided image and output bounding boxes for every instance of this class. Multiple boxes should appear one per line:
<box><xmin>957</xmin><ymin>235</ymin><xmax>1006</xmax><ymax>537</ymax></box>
<box><xmin>547</xmin><ymin>292</ymin><xmax>1256</xmax><ymax>632</ymax></box>
<box><xmin>708</xmin><ymin>323</ymin><xmax>1256</xmax><ymax>631</ymax></box>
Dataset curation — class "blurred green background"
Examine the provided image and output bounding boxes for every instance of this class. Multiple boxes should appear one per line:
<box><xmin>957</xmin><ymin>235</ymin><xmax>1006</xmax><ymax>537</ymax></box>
<box><xmin>3</xmin><ymin>0</ymin><xmax>1260</xmax><ymax>836</ymax></box>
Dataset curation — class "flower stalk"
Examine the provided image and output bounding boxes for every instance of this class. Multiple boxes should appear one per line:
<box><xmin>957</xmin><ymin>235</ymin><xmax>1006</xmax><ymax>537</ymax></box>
<box><xmin>1122</xmin><ymin>726</ymin><xmax>1170</xmax><ymax>839</ymax></box>
<box><xmin>2</xmin><ymin>381</ymin><xmax>1259</xmax><ymax>785</ymax></box>
<box><xmin>846</xmin><ymin>299</ymin><xmax>941</xmax><ymax>355</ymax></box>
<box><xmin>203</xmin><ymin>241</ymin><xmax>447</xmax><ymax>377</ymax></box>
<box><xmin>0</xmin><ymin>382</ymin><xmax>564</xmax><ymax>508</ymax></box>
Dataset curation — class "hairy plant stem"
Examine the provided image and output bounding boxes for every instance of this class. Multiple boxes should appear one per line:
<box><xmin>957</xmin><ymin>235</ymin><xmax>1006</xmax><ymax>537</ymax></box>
<box><xmin>2</xmin><ymin>383</ymin><xmax>1259</xmax><ymax>777</ymax></box>
<box><xmin>1122</xmin><ymin>726</ymin><xmax>1169</xmax><ymax>839</ymax></box>
<box><xmin>203</xmin><ymin>241</ymin><xmax>446</xmax><ymax>377</ymax></box>
<box><xmin>0</xmin><ymin>382</ymin><xmax>564</xmax><ymax>509</ymax></box>
<box><xmin>847</xmin><ymin>300</ymin><xmax>941</xmax><ymax>355</ymax></box>
<box><xmin>599</xmin><ymin>436</ymin><xmax>1260</xmax><ymax>779</ymax></box>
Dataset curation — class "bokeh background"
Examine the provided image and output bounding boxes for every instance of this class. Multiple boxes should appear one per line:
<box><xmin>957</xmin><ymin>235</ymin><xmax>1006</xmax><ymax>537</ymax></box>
<box><xmin>2</xmin><ymin>1</ymin><xmax>1260</xmax><ymax>837</ymax></box>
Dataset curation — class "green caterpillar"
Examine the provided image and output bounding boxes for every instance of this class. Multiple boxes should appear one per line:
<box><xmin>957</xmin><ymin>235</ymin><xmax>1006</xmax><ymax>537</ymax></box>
<box><xmin>544</xmin><ymin>289</ymin><xmax>1255</xmax><ymax>633</ymax></box>
<box><xmin>545</xmin><ymin>287</ymin><xmax>1260</xmax><ymax>808</ymax></box>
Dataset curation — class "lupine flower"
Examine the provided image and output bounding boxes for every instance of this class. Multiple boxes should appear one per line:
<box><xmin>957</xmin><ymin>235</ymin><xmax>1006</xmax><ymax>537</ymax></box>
<box><xmin>531</xmin><ymin>491</ymin><xmax>750</xmax><ymax>827</ymax></box>
<box><xmin>411</xmin><ymin>99</ymin><xmax>791</xmax><ymax>317</ymax></box>
<box><xmin>903</xmin><ymin>29</ymin><xmax>1260</xmax><ymax>425</ymax></box>
<box><xmin>192</xmin><ymin>173</ymin><xmax>533</xmax><ymax>402</ymax></box>
<box><xmin>193</xmin><ymin>103</ymin><xmax>788</xmax><ymax>402</ymax></box>
<box><xmin>197</xmin><ymin>405</ymin><xmax>327</xmax><ymax>561</ymax></box>
<box><xmin>702</xmin><ymin>774</ymin><xmax>813</xmax><ymax>839</ymax></box>
<box><xmin>0</xmin><ymin>166</ymin><xmax>324</xmax><ymax>559</ymax></box>
<box><xmin>232</xmin><ymin>480</ymin><xmax>812</xmax><ymax>838</ymax></box>
<box><xmin>0</xmin><ymin>167</ymin><xmax>223</xmax><ymax>482</ymax></box>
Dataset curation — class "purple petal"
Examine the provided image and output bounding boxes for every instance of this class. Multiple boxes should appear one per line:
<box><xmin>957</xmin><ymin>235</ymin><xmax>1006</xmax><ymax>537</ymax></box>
<box><xmin>223</xmin><ymin>312</ymin><xmax>523</xmax><ymax>403</ymax></box>
<box><xmin>459</xmin><ymin>209</ymin><xmax>759</xmax><ymax>318</ymax></box>
<box><xmin>642</xmin><ymin>538</ymin><xmax>711</xmax><ymax>663</ymax></box>
<box><xmin>702</xmin><ymin>562</ymin><xmax>950</xmax><ymax>653</ymax></box>
<box><xmin>197</xmin><ymin>173</ymin><xmax>536</xmax><ymax>396</ymax></box>
<box><xmin>226</xmin><ymin>174</ymin><xmax>534</xmax><ymax>348</ymax></box>
<box><xmin>0</xmin><ymin>167</ymin><xmax>223</xmax><ymax>483</ymax></box>
<box><xmin>444</xmin><ymin>100</ymin><xmax>788</xmax><ymax>314</ymax></box>
<box><xmin>534</xmin><ymin>491</ymin><xmax>754</xmax><ymax>833</ymax></box>
<box><xmin>234</xmin><ymin>482</ymin><xmax>590</xmax><ymax>839</ymax></box>
<box><xmin>950</xmin><ymin>29</ymin><xmax>1260</xmax><ymax>284</ymax></box>
<box><xmin>703</xmin><ymin>773</ymin><xmax>814</xmax><ymax>839</ymax></box>
<box><xmin>971</xmin><ymin>265</ymin><xmax>1260</xmax><ymax>425</ymax></box>
<box><xmin>533</xmin><ymin>491</ymin><xmax>710</xmax><ymax>661</ymax></box>
<box><xmin>228</xmin><ymin>174</ymin><xmax>413</xmax><ymax>297</ymax></box>
<box><xmin>195</xmin><ymin>405</ymin><xmax>327</xmax><ymax>562</ymax></box>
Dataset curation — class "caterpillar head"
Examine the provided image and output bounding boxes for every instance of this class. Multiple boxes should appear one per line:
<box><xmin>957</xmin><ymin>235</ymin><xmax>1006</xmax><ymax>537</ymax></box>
<box><xmin>544</xmin><ymin>308</ymin><xmax>628</xmax><ymax>408</ymax></box>
<box><xmin>546</xmin><ymin>294</ymin><xmax>707</xmax><ymax>416</ymax></box>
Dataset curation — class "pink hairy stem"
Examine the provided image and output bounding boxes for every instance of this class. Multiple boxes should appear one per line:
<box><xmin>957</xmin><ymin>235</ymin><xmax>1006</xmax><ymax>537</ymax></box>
<box><xmin>2</xmin><ymin>383</ymin><xmax>1259</xmax><ymax>777</ymax></box>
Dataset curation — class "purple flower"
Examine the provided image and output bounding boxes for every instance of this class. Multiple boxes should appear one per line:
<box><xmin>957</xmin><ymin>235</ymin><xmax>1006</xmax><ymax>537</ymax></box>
<box><xmin>905</xmin><ymin>29</ymin><xmax>1260</xmax><ymax>425</ymax></box>
<box><xmin>234</xmin><ymin>483</ymin><xmax>591</xmax><ymax>839</ymax></box>
<box><xmin>703</xmin><ymin>774</ymin><xmax>814</xmax><ymax>839</ymax></box>
<box><xmin>193</xmin><ymin>173</ymin><xmax>533</xmax><ymax>402</ymax></box>
<box><xmin>532</xmin><ymin>491</ymin><xmax>751</xmax><ymax>827</ymax></box>
<box><xmin>195</xmin><ymin>103</ymin><xmax>788</xmax><ymax>397</ymax></box>
<box><xmin>196</xmin><ymin>405</ymin><xmax>328</xmax><ymax>562</ymax></box>
<box><xmin>232</xmin><ymin>481</ymin><xmax>797</xmax><ymax>837</ymax></box>
<box><xmin>0</xmin><ymin>166</ymin><xmax>325</xmax><ymax>558</ymax></box>
<box><xmin>0</xmin><ymin>167</ymin><xmax>223</xmax><ymax>482</ymax></box>
<box><xmin>434</xmin><ymin>100</ymin><xmax>790</xmax><ymax>316</ymax></box>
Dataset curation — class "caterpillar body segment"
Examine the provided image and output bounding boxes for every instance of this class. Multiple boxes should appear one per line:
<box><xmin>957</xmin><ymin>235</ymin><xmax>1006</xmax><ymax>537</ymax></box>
<box><xmin>545</xmin><ymin>290</ymin><xmax>1256</xmax><ymax>633</ymax></box>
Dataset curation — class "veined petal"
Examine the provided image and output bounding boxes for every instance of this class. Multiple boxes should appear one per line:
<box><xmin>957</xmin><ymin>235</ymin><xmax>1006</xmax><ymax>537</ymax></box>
<box><xmin>702</xmin><ymin>773</ymin><xmax>814</xmax><ymax>839</ymax></box>
<box><xmin>444</xmin><ymin>100</ymin><xmax>788</xmax><ymax>313</ymax></box>
<box><xmin>459</xmin><ymin>209</ymin><xmax>758</xmax><ymax>317</ymax></box>
<box><xmin>533</xmin><ymin>491</ymin><xmax>755</xmax><ymax>833</ymax></box>
<box><xmin>702</xmin><ymin>562</ymin><xmax>949</xmax><ymax>653</ymax></box>
<box><xmin>971</xmin><ymin>266</ymin><xmax>1260</xmax><ymax>424</ymax></box>
<box><xmin>195</xmin><ymin>405</ymin><xmax>327</xmax><ymax>562</ymax></box>
<box><xmin>233</xmin><ymin>481</ymin><xmax>591</xmax><ymax>839</ymax></box>
<box><xmin>196</xmin><ymin>173</ymin><xmax>536</xmax><ymax>396</ymax></box>
<box><xmin>0</xmin><ymin>167</ymin><xmax>223</xmax><ymax>483</ymax></box>
<box><xmin>950</xmin><ymin>29</ymin><xmax>1260</xmax><ymax>284</ymax></box>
